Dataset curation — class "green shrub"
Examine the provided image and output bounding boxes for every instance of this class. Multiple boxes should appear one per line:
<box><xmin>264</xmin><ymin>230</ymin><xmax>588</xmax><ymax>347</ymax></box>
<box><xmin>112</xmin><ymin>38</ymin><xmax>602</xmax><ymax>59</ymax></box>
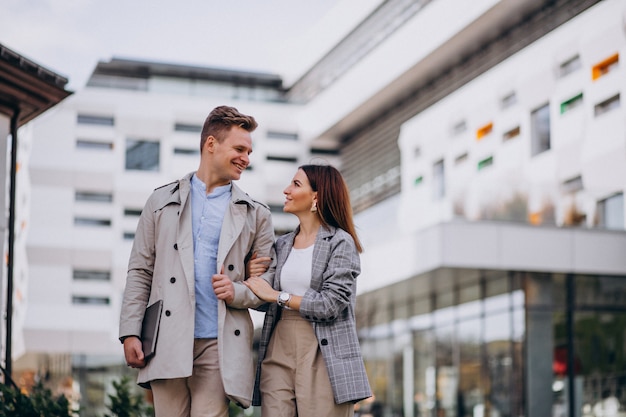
<box><xmin>0</xmin><ymin>381</ymin><xmax>75</xmax><ymax>417</ymax></box>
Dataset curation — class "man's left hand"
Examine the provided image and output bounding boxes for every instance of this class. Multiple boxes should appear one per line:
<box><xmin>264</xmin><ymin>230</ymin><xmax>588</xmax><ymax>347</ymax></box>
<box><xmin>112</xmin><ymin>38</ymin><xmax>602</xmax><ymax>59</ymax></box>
<box><xmin>212</xmin><ymin>266</ymin><xmax>235</xmax><ymax>304</ymax></box>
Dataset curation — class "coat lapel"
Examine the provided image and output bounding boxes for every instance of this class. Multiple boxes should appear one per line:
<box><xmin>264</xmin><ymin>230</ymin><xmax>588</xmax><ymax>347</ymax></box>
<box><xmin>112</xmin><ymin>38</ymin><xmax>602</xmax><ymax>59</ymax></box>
<box><xmin>216</xmin><ymin>183</ymin><xmax>251</xmax><ymax>273</ymax></box>
<box><xmin>310</xmin><ymin>225</ymin><xmax>335</xmax><ymax>291</ymax></box>
<box><xmin>176</xmin><ymin>175</ymin><xmax>196</xmax><ymax>297</ymax></box>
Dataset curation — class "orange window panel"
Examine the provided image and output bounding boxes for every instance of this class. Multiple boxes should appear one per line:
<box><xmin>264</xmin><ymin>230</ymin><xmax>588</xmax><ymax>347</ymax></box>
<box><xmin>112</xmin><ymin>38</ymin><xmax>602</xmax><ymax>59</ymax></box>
<box><xmin>476</xmin><ymin>122</ymin><xmax>493</xmax><ymax>140</ymax></box>
<box><xmin>592</xmin><ymin>53</ymin><xmax>619</xmax><ymax>80</ymax></box>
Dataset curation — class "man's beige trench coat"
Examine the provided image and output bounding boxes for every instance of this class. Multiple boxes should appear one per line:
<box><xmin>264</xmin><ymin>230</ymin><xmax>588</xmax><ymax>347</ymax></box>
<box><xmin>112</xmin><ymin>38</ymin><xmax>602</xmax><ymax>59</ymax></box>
<box><xmin>119</xmin><ymin>172</ymin><xmax>275</xmax><ymax>408</ymax></box>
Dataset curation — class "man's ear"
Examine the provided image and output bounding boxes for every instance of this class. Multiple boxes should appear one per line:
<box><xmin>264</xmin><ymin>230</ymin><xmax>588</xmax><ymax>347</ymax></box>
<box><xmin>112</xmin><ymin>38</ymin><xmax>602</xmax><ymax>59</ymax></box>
<box><xmin>204</xmin><ymin>135</ymin><xmax>216</xmax><ymax>153</ymax></box>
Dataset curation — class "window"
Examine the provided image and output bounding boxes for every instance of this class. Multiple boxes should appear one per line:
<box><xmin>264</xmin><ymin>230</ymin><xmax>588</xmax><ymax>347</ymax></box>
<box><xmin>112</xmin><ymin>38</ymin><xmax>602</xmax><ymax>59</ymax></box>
<box><xmin>76</xmin><ymin>139</ymin><xmax>113</xmax><ymax>150</ymax></box>
<box><xmin>174</xmin><ymin>123</ymin><xmax>202</xmax><ymax>133</ymax></box>
<box><xmin>559</xmin><ymin>55</ymin><xmax>582</xmax><ymax>78</ymax></box>
<box><xmin>530</xmin><ymin>103</ymin><xmax>550</xmax><ymax>156</ymax></box>
<box><xmin>500</xmin><ymin>91</ymin><xmax>517</xmax><ymax>109</ymax></box>
<box><xmin>75</xmin><ymin>191</ymin><xmax>113</xmax><ymax>203</ymax></box>
<box><xmin>452</xmin><ymin>120</ymin><xmax>467</xmax><ymax>136</ymax></box>
<box><xmin>592</xmin><ymin>53</ymin><xmax>619</xmax><ymax>81</ymax></box>
<box><xmin>173</xmin><ymin>147</ymin><xmax>199</xmax><ymax>155</ymax></box>
<box><xmin>560</xmin><ymin>93</ymin><xmax>583</xmax><ymax>114</ymax></box>
<box><xmin>561</xmin><ymin>176</ymin><xmax>583</xmax><ymax>194</ymax></box>
<box><xmin>77</xmin><ymin>114</ymin><xmax>114</xmax><ymax>126</ymax></box>
<box><xmin>414</xmin><ymin>147</ymin><xmax>421</xmax><ymax>158</ymax></box>
<box><xmin>74</xmin><ymin>217</ymin><xmax>111</xmax><ymax>227</ymax></box>
<box><xmin>268</xmin><ymin>204</ymin><xmax>284</xmax><ymax>213</ymax></box>
<box><xmin>596</xmin><ymin>193</ymin><xmax>624</xmax><ymax>230</ymax></box>
<box><xmin>266</xmin><ymin>155</ymin><xmax>298</xmax><ymax>163</ymax></box>
<box><xmin>476</xmin><ymin>122</ymin><xmax>493</xmax><ymax>140</ymax></box>
<box><xmin>310</xmin><ymin>147</ymin><xmax>339</xmax><ymax>156</ymax></box>
<box><xmin>594</xmin><ymin>94</ymin><xmax>620</xmax><ymax>117</ymax></box>
<box><xmin>414</xmin><ymin>176</ymin><xmax>424</xmax><ymax>186</ymax></box>
<box><xmin>267</xmin><ymin>131</ymin><xmax>298</xmax><ymax>141</ymax></box>
<box><xmin>123</xmin><ymin>232</ymin><xmax>135</xmax><ymax>240</ymax></box>
<box><xmin>73</xmin><ymin>269</ymin><xmax>111</xmax><ymax>281</ymax></box>
<box><xmin>454</xmin><ymin>153</ymin><xmax>468</xmax><ymax>165</ymax></box>
<box><xmin>126</xmin><ymin>139</ymin><xmax>160</xmax><ymax>171</ymax></box>
<box><xmin>124</xmin><ymin>208</ymin><xmax>142</xmax><ymax>216</ymax></box>
<box><xmin>72</xmin><ymin>296</ymin><xmax>110</xmax><ymax>305</ymax></box>
<box><xmin>477</xmin><ymin>156</ymin><xmax>494</xmax><ymax>171</ymax></box>
<box><xmin>432</xmin><ymin>160</ymin><xmax>445</xmax><ymax>200</ymax></box>
<box><xmin>503</xmin><ymin>126</ymin><xmax>520</xmax><ymax>141</ymax></box>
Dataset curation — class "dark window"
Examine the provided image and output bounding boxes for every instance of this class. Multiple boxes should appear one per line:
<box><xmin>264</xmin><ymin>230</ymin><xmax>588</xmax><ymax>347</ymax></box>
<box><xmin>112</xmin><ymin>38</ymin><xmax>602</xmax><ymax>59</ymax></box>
<box><xmin>77</xmin><ymin>114</ymin><xmax>114</xmax><ymax>126</ymax></box>
<box><xmin>596</xmin><ymin>193</ymin><xmax>624</xmax><ymax>230</ymax></box>
<box><xmin>561</xmin><ymin>176</ymin><xmax>583</xmax><ymax>194</ymax></box>
<box><xmin>433</xmin><ymin>159</ymin><xmax>445</xmax><ymax>200</ymax></box>
<box><xmin>126</xmin><ymin>139</ymin><xmax>160</xmax><ymax>171</ymax></box>
<box><xmin>530</xmin><ymin>103</ymin><xmax>550</xmax><ymax>156</ymax></box>
<box><xmin>74</xmin><ymin>217</ymin><xmax>111</xmax><ymax>227</ymax></box>
<box><xmin>452</xmin><ymin>120</ymin><xmax>467</xmax><ymax>136</ymax></box>
<box><xmin>173</xmin><ymin>147</ymin><xmax>200</xmax><ymax>155</ymax></box>
<box><xmin>268</xmin><ymin>204</ymin><xmax>284</xmax><ymax>213</ymax></box>
<box><xmin>594</xmin><ymin>94</ymin><xmax>620</xmax><ymax>117</ymax></box>
<box><xmin>266</xmin><ymin>155</ymin><xmax>298</xmax><ymax>163</ymax></box>
<box><xmin>75</xmin><ymin>191</ymin><xmax>113</xmax><ymax>203</ymax></box>
<box><xmin>267</xmin><ymin>131</ymin><xmax>299</xmax><ymax>140</ymax></box>
<box><xmin>72</xmin><ymin>296</ymin><xmax>110</xmax><ymax>305</ymax></box>
<box><xmin>454</xmin><ymin>153</ymin><xmax>468</xmax><ymax>165</ymax></box>
<box><xmin>174</xmin><ymin>123</ymin><xmax>202</xmax><ymax>133</ymax></box>
<box><xmin>559</xmin><ymin>55</ymin><xmax>582</xmax><ymax>78</ymax></box>
<box><xmin>123</xmin><ymin>232</ymin><xmax>135</xmax><ymax>240</ymax></box>
<box><xmin>76</xmin><ymin>140</ymin><xmax>113</xmax><ymax>150</ymax></box>
<box><xmin>73</xmin><ymin>270</ymin><xmax>111</xmax><ymax>281</ymax></box>
<box><xmin>503</xmin><ymin>126</ymin><xmax>521</xmax><ymax>141</ymax></box>
<box><xmin>500</xmin><ymin>91</ymin><xmax>517</xmax><ymax>109</ymax></box>
<box><xmin>310</xmin><ymin>147</ymin><xmax>340</xmax><ymax>156</ymax></box>
<box><xmin>124</xmin><ymin>208</ymin><xmax>142</xmax><ymax>216</ymax></box>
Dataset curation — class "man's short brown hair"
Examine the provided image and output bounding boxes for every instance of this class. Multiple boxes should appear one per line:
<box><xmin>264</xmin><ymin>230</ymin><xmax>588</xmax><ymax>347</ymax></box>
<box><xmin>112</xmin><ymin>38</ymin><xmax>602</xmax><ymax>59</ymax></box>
<box><xmin>200</xmin><ymin>106</ymin><xmax>258</xmax><ymax>150</ymax></box>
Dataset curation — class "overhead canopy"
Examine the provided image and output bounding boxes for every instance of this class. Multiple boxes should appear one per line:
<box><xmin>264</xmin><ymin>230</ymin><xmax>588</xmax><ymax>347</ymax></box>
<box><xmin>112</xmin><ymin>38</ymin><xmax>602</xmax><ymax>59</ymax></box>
<box><xmin>0</xmin><ymin>43</ymin><xmax>72</xmax><ymax>127</ymax></box>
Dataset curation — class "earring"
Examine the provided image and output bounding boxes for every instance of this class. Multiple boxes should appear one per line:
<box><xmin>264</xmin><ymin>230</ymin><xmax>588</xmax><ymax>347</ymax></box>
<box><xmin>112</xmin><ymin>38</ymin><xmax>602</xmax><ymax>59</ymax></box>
<box><xmin>311</xmin><ymin>201</ymin><xmax>317</xmax><ymax>213</ymax></box>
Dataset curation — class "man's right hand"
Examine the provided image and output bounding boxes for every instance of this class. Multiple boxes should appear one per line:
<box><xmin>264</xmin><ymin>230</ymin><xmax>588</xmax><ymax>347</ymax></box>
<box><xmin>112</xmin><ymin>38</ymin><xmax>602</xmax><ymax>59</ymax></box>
<box><xmin>246</xmin><ymin>252</ymin><xmax>271</xmax><ymax>278</ymax></box>
<box><xmin>123</xmin><ymin>336</ymin><xmax>146</xmax><ymax>368</ymax></box>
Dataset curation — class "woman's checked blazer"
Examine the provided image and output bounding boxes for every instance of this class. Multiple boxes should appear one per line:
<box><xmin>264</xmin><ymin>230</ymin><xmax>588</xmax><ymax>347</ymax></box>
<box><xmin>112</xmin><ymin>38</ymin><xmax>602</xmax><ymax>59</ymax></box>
<box><xmin>252</xmin><ymin>224</ymin><xmax>372</xmax><ymax>406</ymax></box>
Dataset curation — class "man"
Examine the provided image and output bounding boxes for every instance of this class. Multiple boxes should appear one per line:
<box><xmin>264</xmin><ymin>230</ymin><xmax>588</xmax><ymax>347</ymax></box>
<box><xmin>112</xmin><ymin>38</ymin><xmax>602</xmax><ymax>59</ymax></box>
<box><xmin>119</xmin><ymin>105</ymin><xmax>275</xmax><ymax>417</ymax></box>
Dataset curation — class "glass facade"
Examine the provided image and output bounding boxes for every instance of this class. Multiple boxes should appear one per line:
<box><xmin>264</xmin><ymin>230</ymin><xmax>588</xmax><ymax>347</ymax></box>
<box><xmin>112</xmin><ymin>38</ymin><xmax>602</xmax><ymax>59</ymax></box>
<box><xmin>356</xmin><ymin>269</ymin><xmax>626</xmax><ymax>417</ymax></box>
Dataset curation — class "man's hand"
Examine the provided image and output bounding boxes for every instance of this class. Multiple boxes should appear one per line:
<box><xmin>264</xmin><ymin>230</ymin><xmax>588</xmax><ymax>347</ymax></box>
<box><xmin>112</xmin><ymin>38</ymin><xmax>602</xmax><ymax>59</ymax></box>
<box><xmin>246</xmin><ymin>252</ymin><xmax>272</xmax><ymax>278</ymax></box>
<box><xmin>123</xmin><ymin>336</ymin><xmax>146</xmax><ymax>368</ymax></box>
<box><xmin>213</xmin><ymin>265</ymin><xmax>235</xmax><ymax>304</ymax></box>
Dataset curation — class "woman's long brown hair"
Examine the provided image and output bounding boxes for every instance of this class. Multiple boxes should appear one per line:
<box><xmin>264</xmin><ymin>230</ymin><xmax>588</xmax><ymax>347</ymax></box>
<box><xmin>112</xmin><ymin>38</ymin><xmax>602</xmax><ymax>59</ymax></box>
<box><xmin>300</xmin><ymin>164</ymin><xmax>363</xmax><ymax>253</ymax></box>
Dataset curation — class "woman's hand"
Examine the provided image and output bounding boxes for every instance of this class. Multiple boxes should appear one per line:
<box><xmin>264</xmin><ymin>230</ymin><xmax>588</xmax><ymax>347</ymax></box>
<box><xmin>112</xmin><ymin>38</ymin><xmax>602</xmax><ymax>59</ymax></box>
<box><xmin>243</xmin><ymin>276</ymin><xmax>278</xmax><ymax>303</ymax></box>
<box><xmin>246</xmin><ymin>252</ymin><xmax>272</xmax><ymax>278</ymax></box>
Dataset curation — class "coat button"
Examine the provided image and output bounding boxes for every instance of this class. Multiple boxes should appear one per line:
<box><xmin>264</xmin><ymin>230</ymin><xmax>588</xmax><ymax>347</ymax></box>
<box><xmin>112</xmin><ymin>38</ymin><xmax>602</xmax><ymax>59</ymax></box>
<box><xmin>165</xmin><ymin>310</ymin><xmax>171</xmax><ymax>317</ymax></box>
<box><xmin>170</xmin><ymin>277</ymin><xmax>176</xmax><ymax>283</ymax></box>
<box><xmin>173</xmin><ymin>243</ymin><xmax>178</xmax><ymax>250</ymax></box>
<box><xmin>234</xmin><ymin>329</ymin><xmax>241</xmax><ymax>336</ymax></box>
<box><xmin>320</xmin><ymin>339</ymin><xmax>328</xmax><ymax>346</ymax></box>
<box><xmin>228</xmin><ymin>264</ymin><xmax>234</xmax><ymax>271</ymax></box>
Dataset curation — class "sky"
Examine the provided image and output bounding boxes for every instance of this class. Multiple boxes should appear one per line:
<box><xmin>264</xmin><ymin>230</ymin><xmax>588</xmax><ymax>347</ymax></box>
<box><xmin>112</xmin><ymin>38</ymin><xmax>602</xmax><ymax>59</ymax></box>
<box><xmin>0</xmin><ymin>0</ymin><xmax>348</xmax><ymax>91</ymax></box>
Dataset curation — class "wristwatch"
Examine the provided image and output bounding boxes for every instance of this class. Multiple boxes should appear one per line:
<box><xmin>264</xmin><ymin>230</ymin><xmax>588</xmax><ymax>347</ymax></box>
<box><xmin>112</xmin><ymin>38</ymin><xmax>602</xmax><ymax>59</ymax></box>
<box><xmin>277</xmin><ymin>292</ymin><xmax>291</xmax><ymax>308</ymax></box>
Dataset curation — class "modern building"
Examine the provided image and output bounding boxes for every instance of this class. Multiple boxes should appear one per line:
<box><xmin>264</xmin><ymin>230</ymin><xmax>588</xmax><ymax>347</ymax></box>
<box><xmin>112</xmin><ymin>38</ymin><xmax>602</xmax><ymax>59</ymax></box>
<box><xmin>286</xmin><ymin>0</ymin><xmax>625</xmax><ymax>416</ymax></box>
<box><xmin>0</xmin><ymin>43</ymin><xmax>71</xmax><ymax>384</ymax></box>
<box><xmin>18</xmin><ymin>0</ymin><xmax>626</xmax><ymax>416</ymax></box>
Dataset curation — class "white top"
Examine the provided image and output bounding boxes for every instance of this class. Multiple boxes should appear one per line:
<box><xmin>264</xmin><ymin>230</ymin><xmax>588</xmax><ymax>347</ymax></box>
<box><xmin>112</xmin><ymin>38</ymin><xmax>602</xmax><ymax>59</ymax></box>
<box><xmin>280</xmin><ymin>245</ymin><xmax>314</xmax><ymax>296</ymax></box>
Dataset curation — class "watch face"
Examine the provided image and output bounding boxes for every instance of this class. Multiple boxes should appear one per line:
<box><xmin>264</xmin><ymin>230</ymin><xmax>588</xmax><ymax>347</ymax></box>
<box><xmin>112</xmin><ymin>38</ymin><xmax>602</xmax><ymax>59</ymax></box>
<box><xmin>279</xmin><ymin>293</ymin><xmax>290</xmax><ymax>302</ymax></box>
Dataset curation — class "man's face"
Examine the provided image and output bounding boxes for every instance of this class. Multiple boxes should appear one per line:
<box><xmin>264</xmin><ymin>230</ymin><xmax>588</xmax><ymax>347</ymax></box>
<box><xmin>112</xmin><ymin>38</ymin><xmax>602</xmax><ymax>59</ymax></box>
<box><xmin>208</xmin><ymin>126</ymin><xmax>253</xmax><ymax>181</ymax></box>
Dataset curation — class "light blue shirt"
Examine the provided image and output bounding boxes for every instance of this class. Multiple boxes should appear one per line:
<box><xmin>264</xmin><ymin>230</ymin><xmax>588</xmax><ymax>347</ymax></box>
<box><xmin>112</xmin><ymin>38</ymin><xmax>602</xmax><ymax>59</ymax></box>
<box><xmin>191</xmin><ymin>174</ymin><xmax>231</xmax><ymax>338</ymax></box>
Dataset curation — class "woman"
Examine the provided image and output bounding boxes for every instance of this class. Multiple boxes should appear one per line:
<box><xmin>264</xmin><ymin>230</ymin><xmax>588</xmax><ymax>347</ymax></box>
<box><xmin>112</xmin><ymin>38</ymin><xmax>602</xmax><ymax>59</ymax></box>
<box><xmin>244</xmin><ymin>164</ymin><xmax>372</xmax><ymax>416</ymax></box>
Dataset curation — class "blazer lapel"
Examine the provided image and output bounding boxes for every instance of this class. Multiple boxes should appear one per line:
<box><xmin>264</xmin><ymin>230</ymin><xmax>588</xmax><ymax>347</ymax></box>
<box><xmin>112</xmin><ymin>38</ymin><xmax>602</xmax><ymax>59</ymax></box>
<box><xmin>310</xmin><ymin>226</ymin><xmax>335</xmax><ymax>291</ymax></box>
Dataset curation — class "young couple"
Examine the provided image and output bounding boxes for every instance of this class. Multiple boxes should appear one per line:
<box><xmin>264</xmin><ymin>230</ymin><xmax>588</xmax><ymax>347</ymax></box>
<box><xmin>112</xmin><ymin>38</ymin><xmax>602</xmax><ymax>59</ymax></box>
<box><xmin>119</xmin><ymin>105</ymin><xmax>371</xmax><ymax>417</ymax></box>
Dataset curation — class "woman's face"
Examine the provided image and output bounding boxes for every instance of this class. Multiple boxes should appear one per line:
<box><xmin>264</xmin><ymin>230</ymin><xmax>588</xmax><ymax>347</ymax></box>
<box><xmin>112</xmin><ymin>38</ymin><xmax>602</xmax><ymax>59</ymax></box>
<box><xmin>283</xmin><ymin>169</ymin><xmax>317</xmax><ymax>215</ymax></box>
